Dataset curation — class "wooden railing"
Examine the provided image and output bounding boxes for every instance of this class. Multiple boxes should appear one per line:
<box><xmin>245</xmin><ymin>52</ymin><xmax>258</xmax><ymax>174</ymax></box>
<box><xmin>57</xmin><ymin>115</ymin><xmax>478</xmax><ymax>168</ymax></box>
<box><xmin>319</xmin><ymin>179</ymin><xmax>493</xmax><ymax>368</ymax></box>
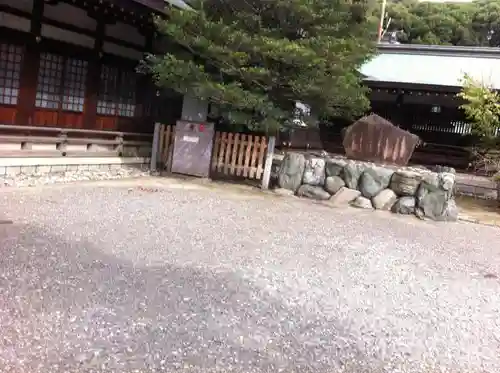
<box><xmin>0</xmin><ymin>125</ymin><xmax>152</xmax><ymax>158</ymax></box>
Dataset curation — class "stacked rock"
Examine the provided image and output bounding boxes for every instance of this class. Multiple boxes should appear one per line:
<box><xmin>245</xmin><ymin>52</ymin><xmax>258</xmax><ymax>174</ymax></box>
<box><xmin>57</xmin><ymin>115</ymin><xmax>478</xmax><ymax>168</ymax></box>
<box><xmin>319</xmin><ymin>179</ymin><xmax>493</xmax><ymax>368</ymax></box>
<box><xmin>275</xmin><ymin>152</ymin><xmax>458</xmax><ymax>221</ymax></box>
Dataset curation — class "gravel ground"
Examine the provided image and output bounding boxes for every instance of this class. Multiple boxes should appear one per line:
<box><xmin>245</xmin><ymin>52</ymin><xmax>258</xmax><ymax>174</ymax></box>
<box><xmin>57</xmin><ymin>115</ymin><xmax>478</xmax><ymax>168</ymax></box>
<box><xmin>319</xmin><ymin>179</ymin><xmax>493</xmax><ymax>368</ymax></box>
<box><xmin>0</xmin><ymin>179</ymin><xmax>500</xmax><ymax>373</ymax></box>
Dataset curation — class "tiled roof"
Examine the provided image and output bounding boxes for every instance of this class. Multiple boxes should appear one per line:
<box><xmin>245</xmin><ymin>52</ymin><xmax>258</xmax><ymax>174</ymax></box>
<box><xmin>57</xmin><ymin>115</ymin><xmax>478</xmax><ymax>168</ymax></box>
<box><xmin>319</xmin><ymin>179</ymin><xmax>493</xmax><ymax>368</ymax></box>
<box><xmin>360</xmin><ymin>43</ymin><xmax>500</xmax><ymax>89</ymax></box>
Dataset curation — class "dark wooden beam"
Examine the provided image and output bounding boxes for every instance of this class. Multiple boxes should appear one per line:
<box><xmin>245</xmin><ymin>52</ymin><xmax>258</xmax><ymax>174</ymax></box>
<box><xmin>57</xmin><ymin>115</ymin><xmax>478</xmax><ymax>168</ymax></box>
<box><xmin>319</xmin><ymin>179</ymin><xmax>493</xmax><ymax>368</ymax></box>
<box><xmin>83</xmin><ymin>17</ymin><xmax>105</xmax><ymax>129</ymax></box>
<box><xmin>0</xmin><ymin>4</ymin><xmax>148</xmax><ymax>52</ymax></box>
<box><xmin>133</xmin><ymin>26</ymin><xmax>154</xmax><ymax>131</ymax></box>
<box><xmin>15</xmin><ymin>0</ymin><xmax>44</xmax><ymax>126</ymax></box>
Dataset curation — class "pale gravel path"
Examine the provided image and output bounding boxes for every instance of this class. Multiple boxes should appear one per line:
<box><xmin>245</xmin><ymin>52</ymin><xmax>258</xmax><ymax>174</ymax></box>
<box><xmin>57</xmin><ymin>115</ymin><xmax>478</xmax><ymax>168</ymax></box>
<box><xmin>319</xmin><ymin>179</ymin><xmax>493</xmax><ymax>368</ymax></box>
<box><xmin>0</xmin><ymin>178</ymin><xmax>499</xmax><ymax>373</ymax></box>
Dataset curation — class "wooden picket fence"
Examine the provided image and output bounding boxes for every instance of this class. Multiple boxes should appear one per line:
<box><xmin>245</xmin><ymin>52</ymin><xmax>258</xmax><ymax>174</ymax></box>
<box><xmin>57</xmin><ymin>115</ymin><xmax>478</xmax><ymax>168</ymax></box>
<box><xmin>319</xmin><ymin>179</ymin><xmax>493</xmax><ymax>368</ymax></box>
<box><xmin>211</xmin><ymin>132</ymin><xmax>268</xmax><ymax>180</ymax></box>
<box><xmin>157</xmin><ymin>124</ymin><xmax>175</xmax><ymax>170</ymax></box>
<box><xmin>153</xmin><ymin>124</ymin><xmax>275</xmax><ymax>186</ymax></box>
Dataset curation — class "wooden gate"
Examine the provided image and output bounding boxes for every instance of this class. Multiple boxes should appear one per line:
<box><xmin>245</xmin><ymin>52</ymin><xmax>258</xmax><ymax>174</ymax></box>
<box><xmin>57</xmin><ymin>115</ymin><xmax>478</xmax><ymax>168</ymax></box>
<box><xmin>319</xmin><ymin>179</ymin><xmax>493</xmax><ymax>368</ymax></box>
<box><xmin>153</xmin><ymin>125</ymin><xmax>275</xmax><ymax>186</ymax></box>
<box><xmin>211</xmin><ymin>132</ymin><xmax>268</xmax><ymax>180</ymax></box>
<box><xmin>157</xmin><ymin>124</ymin><xmax>175</xmax><ymax>170</ymax></box>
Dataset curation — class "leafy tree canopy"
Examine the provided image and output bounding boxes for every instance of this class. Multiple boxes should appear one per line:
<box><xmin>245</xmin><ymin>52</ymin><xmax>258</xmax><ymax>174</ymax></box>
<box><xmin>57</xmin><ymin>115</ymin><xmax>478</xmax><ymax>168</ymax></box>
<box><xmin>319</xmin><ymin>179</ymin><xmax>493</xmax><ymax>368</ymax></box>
<box><xmin>457</xmin><ymin>74</ymin><xmax>500</xmax><ymax>177</ymax></box>
<box><xmin>457</xmin><ymin>73</ymin><xmax>500</xmax><ymax>140</ymax></box>
<box><xmin>378</xmin><ymin>0</ymin><xmax>500</xmax><ymax>47</ymax></box>
<box><xmin>143</xmin><ymin>0</ymin><xmax>376</xmax><ymax>132</ymax></box>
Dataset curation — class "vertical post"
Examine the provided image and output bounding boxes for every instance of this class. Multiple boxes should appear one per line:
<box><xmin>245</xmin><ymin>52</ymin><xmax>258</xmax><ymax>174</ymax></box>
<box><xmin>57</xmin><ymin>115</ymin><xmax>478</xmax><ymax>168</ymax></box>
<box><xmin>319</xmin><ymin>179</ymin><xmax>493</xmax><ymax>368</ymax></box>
<box><xmin>261</xmin><ymin>136</ymin><xmax>276</xmax><ymax>190</ymax></box>
<box><xmin>496</xmin><ymin>180</ymin><xmax>500</xmax><ymax>207</ymax></box>
<box><xmin>15</xmin><ymin>0</ymin><xmax>44</xmax><ymax>125</ymax></box>
<box><xmin>150</xmin><ymin>122</ymin><xmax>161</xmax><ymax>172</ymax></box>
<box><xmin>377</xmin><ymin>0</ymin><xmax>387</xmax><ymax>43</ymax></box>
<box><xmin>83</xmin><ymin>17</ymin><xmax>105</xmax><ymax>129</ymax></box>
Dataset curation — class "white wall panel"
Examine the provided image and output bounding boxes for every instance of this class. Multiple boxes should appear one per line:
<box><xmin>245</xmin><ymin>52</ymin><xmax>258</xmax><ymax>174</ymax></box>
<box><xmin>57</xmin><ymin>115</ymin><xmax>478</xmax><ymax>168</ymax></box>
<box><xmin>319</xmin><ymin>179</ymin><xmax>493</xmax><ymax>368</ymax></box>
<box><xmin>181</xmin><ymin>95</ymin><xmax>208</xmax><ymax>122</ymax></box>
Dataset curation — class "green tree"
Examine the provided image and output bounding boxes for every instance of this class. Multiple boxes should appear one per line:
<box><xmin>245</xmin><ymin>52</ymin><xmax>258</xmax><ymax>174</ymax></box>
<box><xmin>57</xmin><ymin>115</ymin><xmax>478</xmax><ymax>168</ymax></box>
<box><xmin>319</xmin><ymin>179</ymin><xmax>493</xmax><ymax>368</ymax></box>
<box><xmin>379</xmin><ymin>0</ymin><xmax>500</xmax><ymax>47</ymax></box>
<box><xmin>143</xmin><ymin>0</ymin><xmax>376</xmax><ymax>132</ymax></box>
<box><xmin>457</xmin><ymin>73</ymin><xmax>500</xmax><ymax>176</ymax></box>
<box><xmin>457</xmin><ymin>73</ymin><xmax>500</xmax><ymax>140</ymax></box>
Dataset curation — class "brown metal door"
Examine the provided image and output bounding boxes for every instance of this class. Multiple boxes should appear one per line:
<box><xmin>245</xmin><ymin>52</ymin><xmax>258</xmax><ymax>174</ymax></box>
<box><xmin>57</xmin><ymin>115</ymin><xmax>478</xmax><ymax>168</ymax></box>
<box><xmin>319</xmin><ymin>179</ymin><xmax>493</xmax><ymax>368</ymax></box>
<box><xmin>171</xmin><ymin>120</ymin><xmax>214</xmax><ymax>177</ymax></box>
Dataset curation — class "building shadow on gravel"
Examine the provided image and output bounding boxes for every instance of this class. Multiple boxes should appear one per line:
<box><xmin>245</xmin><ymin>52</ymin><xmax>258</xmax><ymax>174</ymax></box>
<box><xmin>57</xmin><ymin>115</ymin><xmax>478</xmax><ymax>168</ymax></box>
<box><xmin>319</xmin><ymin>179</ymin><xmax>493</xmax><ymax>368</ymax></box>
<box><xmin>0</xmin><ymin>223</ymin><xmax>382</xmax><ymax>373</ymax></box>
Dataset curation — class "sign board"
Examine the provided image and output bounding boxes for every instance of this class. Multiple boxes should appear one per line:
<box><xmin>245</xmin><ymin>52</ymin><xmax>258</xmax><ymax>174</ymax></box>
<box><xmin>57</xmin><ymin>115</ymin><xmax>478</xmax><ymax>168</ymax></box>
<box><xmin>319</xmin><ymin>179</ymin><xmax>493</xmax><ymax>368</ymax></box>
<box><xmin>171</xmin><ymin>120</ymin><xmax>215</xmax><ymax>177</ymax></box>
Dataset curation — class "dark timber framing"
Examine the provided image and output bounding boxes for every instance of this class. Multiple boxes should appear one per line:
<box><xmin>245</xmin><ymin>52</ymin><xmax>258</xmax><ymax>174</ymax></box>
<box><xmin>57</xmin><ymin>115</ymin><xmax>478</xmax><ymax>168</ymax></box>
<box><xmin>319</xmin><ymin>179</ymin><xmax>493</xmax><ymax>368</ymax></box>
<box><xmin>0</xmin><ymin>0</ymin><xmax>170</xmax><ymax>133</ymax></box>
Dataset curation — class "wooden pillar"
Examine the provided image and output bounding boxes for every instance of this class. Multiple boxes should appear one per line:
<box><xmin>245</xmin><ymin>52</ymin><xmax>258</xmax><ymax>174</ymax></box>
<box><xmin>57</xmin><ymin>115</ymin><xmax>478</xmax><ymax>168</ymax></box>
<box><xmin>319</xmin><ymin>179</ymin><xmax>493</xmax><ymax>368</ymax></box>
<box><xmin>83</xmin><ymin>18</ymin><xmax>105</xmax><ymax>129</ymax></box>
<box><xmin>134</xmin><ymin>26</ymin><xmax>155</xmax><ymax>133</ymax></box>
<box><xmin>15</xmin><ymin>0</ymin><xmax>44</xmax><ymax>125</ymax></box>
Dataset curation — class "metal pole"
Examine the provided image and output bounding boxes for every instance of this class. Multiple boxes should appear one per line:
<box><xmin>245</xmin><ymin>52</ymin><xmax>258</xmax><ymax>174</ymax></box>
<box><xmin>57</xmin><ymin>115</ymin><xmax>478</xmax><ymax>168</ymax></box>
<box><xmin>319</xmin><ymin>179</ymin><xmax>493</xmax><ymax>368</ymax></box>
<box><xmin>261</xmin><ymin>136</ymin><xmax>276</xmax><ymax>190</ymax></box>
<box><xmin>377</xmin><ymin>0</ymin><xmax>387</xmax><ymax>43</ymax></box>
<box><xmin>150</xmin><ymin>122</ymin><xmax>161</xmax><ymax>172</ymax></box>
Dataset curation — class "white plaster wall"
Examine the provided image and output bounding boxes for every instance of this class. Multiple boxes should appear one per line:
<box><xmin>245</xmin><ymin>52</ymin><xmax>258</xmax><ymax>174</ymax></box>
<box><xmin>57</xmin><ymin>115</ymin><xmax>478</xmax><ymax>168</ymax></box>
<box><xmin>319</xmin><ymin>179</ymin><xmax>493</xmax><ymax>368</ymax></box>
<box><xmin>181</xmin><ymin>95</ymin><xmax>208</xmax><ymax>122</ymax></box>
<box><xmin>106</xmin><ymin>22</ymin><xmax>145</xmax><ymax>48</ymax></box>
<box><xmin>41</xmin><ymin>24</ymin><xmax>95</xmax><ymax>48</ymax></box>
<box><xmin>0</xmin><ymin>12</ymin><xmax>30</xmax><ymax>32</ymax></box>
<box><xmin>3</xmin><ymin>0</ymin><xmax>33</xmax><ymax>12</ymax></box>
<box><xmin>43</xmin><ymin>3</ymin><xmax>97</xmax><ymax>31</ymax></box>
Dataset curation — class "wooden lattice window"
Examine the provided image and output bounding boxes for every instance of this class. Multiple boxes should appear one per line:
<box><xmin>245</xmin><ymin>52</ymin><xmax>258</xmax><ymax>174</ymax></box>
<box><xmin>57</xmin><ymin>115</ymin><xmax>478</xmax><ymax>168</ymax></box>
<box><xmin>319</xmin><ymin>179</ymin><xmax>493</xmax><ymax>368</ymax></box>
<box><xmin>62</xmin><ymin>58</ymin><xmax>87</xmax><ymax>112</ymax></box>
<box><xmin>118</xmin><ymin>70</ymin><xmax>136</xmax><ymax>117</ymax></box>
<box><xmin>35</xmin><ymin>52</ymin><xmax>88</xmax><ymax>112</ymax></box>
<box><xmin>97</xmin><ymin>65</ymin><xmax>137</xmax><ymax>118</ymax></box>
<box><xmin>0</xmin><ymin>43</ymin><xmax>23</xmax><ymax>106</ymax></box>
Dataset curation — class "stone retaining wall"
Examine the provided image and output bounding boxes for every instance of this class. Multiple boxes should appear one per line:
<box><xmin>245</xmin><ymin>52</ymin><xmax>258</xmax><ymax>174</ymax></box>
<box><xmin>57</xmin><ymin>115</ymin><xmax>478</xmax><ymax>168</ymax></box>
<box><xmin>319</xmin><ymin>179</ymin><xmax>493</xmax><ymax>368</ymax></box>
<box><xmin>0</xmin><ymin>157</ymin><xmax>150</xmax><ymax>187</ymax></box>
<box><xmin>275</xmin><ymin>152</ymin><xmax>458</xmax><ymax>221</ymax></box>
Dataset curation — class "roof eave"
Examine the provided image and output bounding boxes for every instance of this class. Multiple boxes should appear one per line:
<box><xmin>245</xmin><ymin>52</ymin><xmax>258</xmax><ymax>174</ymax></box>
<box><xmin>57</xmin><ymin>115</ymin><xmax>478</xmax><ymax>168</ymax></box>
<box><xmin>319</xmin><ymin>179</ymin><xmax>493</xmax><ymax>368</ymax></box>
<box><xmin>376</xmin><ymin>43</ymin><xmax>500</xmax><ymax>58</ymax></box>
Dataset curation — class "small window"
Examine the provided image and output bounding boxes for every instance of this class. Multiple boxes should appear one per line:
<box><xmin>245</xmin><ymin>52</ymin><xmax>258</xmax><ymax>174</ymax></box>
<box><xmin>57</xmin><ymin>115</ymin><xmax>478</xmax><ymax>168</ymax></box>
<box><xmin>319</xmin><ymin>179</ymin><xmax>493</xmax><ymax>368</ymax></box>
<box><xmin>0</xmin><ymin>43</ymin><xmax>23</xmax><ymax>106</ymax></box>
<box><xmin>35</xmin><ymin>53</ymin><xmax>64</xmax><ymax>109</ymax></box>
<box><xmin>97</xmin><ymin>65</ymin><xmax>137</xmax><ymax>118</ymax></box>
<box><xmin>62</xmin><ymin>58</ymin><xmax>87</xmax><ymax>112</ymax></box>
<box><xmin>97</xmin><ymin>65</ymin><xmax>119</xmax><ymax>115</ymax></box>
<box><xmin>35</xmin><ymin>52</ymin><xmax>88</xmax><ymax>112</ymax></box>
<box><xmin>118</xmin><ymin>70</ymin><xmax>136</xmax><ymax>117</ymax></box>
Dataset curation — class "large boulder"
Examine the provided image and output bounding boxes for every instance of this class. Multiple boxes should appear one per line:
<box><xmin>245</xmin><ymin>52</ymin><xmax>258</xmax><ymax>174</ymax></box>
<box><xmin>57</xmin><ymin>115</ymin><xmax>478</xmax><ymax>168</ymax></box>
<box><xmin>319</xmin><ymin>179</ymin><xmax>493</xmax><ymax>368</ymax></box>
<box><xmin>416</xmin><ymin>174</ymin><xmax>458</xmax><ymax>221</ymax></box>
<box><xmin>391</xmin><ymin>197</ymin><xmax>416</xmax><ymax>215</ymax></box>
<box><xmin>434</xmin><ymin>165</ymin><xmax>456</xmax><ymax>174</ymax></box>
<box><xmin>390</xmin><ymin>171</ymin><xmax>422</xmax><ymax>196</ymax></box>
<box><xmin>372</xmin><ymin>189</ymin><xmax>397</xmax><ymax>210</ymax></box>
<box><xmin>416</xmin><ymin>191</ymin><xmax>456</xmax><ymax>221</ymax></box>
<box><xmin>273</xmin><ymin>188</ymin><xmax>295</xmax><ymax>197</ymax></box>
<box><xmin>325</xmin><ymin>158</ymin><xmax>347</xmax><ymax>177</ymax></box>
<box><xmin>296</xmin><ymin>184</ymin><xmax>331</xmax><ymax>200</ymax></box>
<box><xmin>351</xmin><ymin>196</ymin><xmax>374</xmax><ymax>209</ymax></box>
<box><xmin>342</xmin><ymin>114</ymin><xmax>421</xmax><ymax>165</ymax></box>
<box><xmin>441</xmin><ymin>200</ymin><xmax>459</xmax><ymax>222</ymax></box>
<box><xmin>343</xmin><ymin>162</ymin><xmax>366</xmax><ymax>189</ymax></box>
<box><xmin>277</xmin><ymin>153</ymin><xmax>306</xmax><ymax>192</ymax></box>
<box><xmin>325</xmin><ymin>176</ymin><xmax>345</xmax><ymax>195</ymax></box>
<box><xmin>328</xmin><ymin>187</ymin><xmax>361</xmax><ymax>207</ymax></box>
<box><xmin>438</xmin><ymin>172</ymin><xmax>455</xmax><ymax>199</ymax></box>
<box><xmin>359</xmin><ymin>166</ymin><xmax>394</xmax><ymax>198</ymax></box>
<box><xmin>302</xmin><ymin>156</ymin><xmax>326</xmax><ymax>186</ymax></box>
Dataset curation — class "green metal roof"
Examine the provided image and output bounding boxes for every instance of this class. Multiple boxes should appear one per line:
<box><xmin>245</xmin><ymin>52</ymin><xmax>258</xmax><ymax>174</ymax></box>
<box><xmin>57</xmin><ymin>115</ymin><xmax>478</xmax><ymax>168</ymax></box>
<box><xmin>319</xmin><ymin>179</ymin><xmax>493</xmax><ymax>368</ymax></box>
<box><xmin>165</xmin><ymin>0</ymin><xmax>191</xmax><ymax>9</ymax></box>
<box><xmin>361</xmin><ymin>44</ymin><xmax>500</xmax><ymax>89</ymax></box>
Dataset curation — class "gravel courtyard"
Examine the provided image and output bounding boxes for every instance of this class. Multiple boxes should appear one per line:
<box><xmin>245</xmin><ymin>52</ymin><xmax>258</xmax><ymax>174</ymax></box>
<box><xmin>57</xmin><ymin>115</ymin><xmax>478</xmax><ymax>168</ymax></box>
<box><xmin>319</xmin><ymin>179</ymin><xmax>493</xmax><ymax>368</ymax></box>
<box><xmin>0</xmin><ymin>178</ymin><xmax>499</xmax><ymax>373</ymax></box>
